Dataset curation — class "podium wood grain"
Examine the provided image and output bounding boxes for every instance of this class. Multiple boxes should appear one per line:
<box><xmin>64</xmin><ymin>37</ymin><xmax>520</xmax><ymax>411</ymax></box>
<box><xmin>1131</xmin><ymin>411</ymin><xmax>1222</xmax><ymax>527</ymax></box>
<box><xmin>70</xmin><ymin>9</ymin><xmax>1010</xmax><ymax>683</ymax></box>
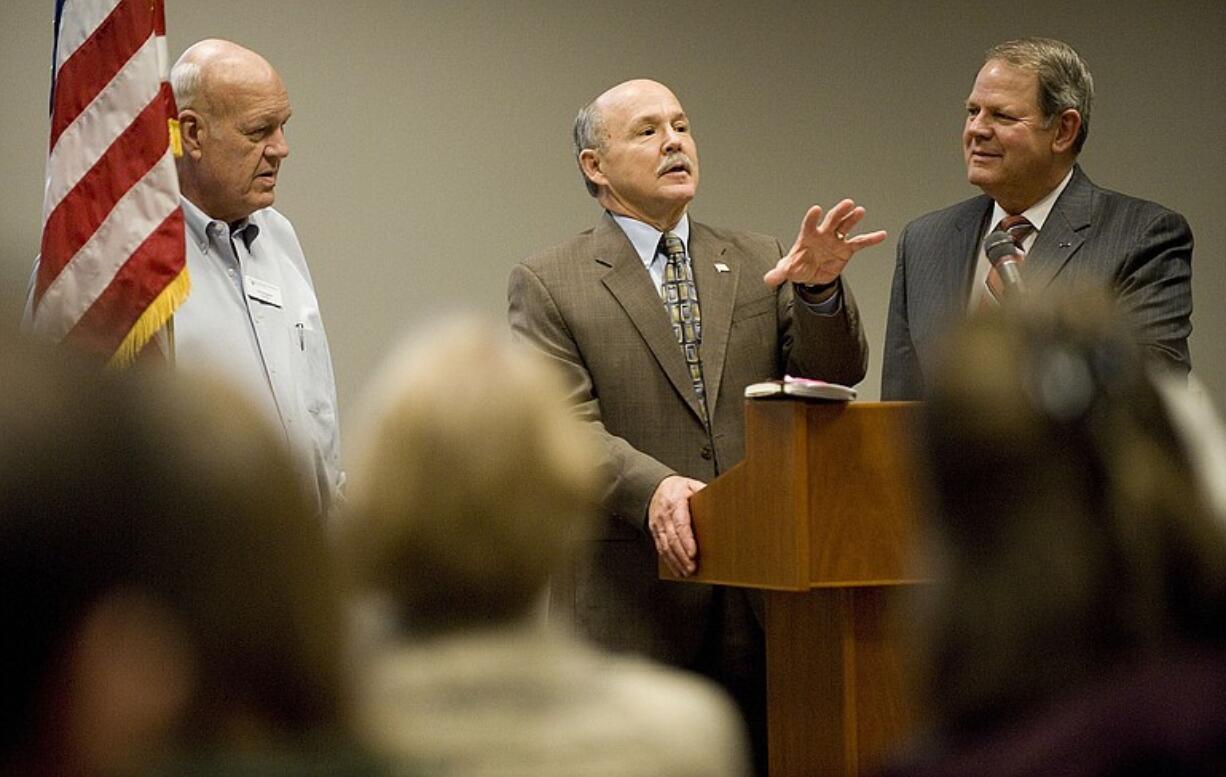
<box><xmin>671</xmin><ymin>400</ymin><xmax>924</xmax><ymax>776</ymax></box>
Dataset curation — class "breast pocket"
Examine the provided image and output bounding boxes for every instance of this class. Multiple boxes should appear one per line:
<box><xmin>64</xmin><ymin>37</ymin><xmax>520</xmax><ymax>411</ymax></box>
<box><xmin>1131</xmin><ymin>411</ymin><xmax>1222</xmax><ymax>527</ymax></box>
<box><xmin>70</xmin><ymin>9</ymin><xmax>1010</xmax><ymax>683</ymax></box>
<box><xmin>294</xmin><ymin>323</ymin><xmax>336</xmax><ymax>424</ymax></box>
<box><xmin>729</xmin><ymin>292</ymin><xmax>778</xmax><ymax>355</ymax></box>
<box><xmin>730</xmin><ymin>292</ymin><xmax>775</xmax><ymax>324</ymax></box>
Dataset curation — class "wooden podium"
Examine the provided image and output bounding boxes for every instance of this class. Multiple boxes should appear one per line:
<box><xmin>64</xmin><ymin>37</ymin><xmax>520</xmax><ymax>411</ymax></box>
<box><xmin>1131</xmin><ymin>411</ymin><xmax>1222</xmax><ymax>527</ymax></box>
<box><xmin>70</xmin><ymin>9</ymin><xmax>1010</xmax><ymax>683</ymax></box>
<box><xmin>668</xmin><ymin>399</ymin><xmax>924</xmax><ymax>776</ymax></box>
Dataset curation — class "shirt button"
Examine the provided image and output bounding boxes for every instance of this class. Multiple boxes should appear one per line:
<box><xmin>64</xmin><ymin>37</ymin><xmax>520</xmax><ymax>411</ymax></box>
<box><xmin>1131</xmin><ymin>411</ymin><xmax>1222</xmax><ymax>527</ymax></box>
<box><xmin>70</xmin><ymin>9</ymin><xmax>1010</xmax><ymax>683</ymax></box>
<box><xmin>700</xmin><ymin>444</ymin><xmax>713</xmax><ymax>460</ymax></box>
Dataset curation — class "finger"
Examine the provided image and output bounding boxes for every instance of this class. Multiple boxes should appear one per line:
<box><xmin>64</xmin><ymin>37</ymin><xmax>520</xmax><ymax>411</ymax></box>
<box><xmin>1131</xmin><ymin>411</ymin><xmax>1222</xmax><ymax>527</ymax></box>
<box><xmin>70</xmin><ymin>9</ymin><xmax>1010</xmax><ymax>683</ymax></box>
<box><xmin>821</xmin><ymin>199</ymin><xmax>857</xmax><ymax>232</ymax></box>
<box><xmin>763</xmin><ymin>256</ymin><xmax>791</xmax><ymax>287</ymax></box>
<box><xmin>835</xmin><ymin>206</ymin><xmax>867</xmax><ymax>236</ymax></box>
<box><xmin>650</xmin><ymin>523</ymin><xmax>669</xmax><ymax>557</ymax></box>
<box><xmin>799</xmin><ymin>205</ymin><xmax>824</xmax><ymax>238</ymax></box>
<box><xmin>658</xmin><ymin>512</ymin><xmax>688</xmax><ymax>575</ymax></box>
<box><xmin>845</xmin><ymin>229</ymin><xmax>888</xmax><ymax>249</ymax></box>
<box><xmin>667</xmin><ymin>522</ymin><xmax>697</xmax><ymax>576</ymax></box>
<box><xmin>672</xmin><ymin>500</ymin><xmax>698</xmax><ymax>561</ymax></box>
<box><xmin>657</xmin><ymin>546</ymin><xmax>686</xmax><ymax>578</ymax></box>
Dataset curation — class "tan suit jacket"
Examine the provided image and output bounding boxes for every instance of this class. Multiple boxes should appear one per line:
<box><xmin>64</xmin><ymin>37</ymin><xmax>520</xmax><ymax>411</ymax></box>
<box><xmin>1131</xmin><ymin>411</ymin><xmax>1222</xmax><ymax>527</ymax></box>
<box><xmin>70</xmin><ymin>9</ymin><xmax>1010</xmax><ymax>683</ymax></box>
<box><xmin>508</xmin><ymin>212</ymin><xmax>867</xmax><ymax>664</ymax></box>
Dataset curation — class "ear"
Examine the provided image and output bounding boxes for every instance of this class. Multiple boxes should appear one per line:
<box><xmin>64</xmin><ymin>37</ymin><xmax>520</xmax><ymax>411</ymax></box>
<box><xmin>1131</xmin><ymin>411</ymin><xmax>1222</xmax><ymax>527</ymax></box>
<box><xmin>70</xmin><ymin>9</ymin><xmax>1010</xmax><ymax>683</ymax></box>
<box><xmin>178</xmin><ymin>110</ymin><xmax>205</xmax><ymax>160</ymax></box>
<box><xmin>1051</xmin><ymin>108</ymin><xmax>1081</xmax><ymax>154</ymax></box>
<box><xmin>578</xmin><ymin>148</ymin><xmax>606</xmax><ymax>188</ymax></box>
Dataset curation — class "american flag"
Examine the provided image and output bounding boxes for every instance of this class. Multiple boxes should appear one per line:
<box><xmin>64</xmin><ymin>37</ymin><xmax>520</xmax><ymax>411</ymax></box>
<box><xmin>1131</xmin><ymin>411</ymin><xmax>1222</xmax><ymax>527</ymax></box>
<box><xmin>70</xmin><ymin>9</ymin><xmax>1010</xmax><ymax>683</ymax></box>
<box><xmin>29</xmin><ymin>0</ymin><xmax>188</xmax><ymax>367</ymax></box>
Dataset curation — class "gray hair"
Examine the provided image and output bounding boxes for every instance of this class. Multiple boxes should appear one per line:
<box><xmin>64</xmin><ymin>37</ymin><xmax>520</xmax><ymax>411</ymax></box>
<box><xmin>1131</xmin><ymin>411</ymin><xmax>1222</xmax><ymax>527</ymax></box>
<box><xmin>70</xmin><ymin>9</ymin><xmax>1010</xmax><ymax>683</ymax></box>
<box><xmin>572</xmin><ymin>99</ymin><xmax>606</xmax><ymax>197</ymax></box>
<box><xmin>169</xmin><ymin>58</ymin><xmax>202</xmax><ymax>111</ymax></box>
<box><xmin>985</xmin><ymin>37</ymin><xmax>1094</xmax><ymax>154</ymax></box>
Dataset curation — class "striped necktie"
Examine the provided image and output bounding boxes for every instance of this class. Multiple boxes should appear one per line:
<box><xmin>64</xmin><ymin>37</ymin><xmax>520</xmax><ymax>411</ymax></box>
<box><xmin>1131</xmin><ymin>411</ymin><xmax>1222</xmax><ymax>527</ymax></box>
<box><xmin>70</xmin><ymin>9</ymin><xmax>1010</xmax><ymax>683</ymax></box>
<box><xmin>981</xmin><ymin>214</ymin><xmax>1036</xmax><ymax>306</ymax></box>
<box><xmin>998</xmin><ymin>214</ymin><xmax>1036</xmax><ymax>250</ymax></box>
<box><xmin>660</xmin><ymin>232</ymin><xmax>708</xmax><ymax>423</ymax></box>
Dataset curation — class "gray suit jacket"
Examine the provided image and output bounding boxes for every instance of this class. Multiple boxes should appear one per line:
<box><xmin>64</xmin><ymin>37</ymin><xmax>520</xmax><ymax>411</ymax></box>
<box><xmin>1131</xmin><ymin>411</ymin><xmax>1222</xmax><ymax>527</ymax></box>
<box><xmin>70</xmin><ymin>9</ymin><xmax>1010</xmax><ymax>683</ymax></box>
<box><xmin>508</xmin><ymin>212</ymin><xmax>867</xmax><ymax>663</ymax></box>
<box><xmin>882</xmin><ymin>165</ymin><xmax>1193</xmax><ymax>401</ymax></box>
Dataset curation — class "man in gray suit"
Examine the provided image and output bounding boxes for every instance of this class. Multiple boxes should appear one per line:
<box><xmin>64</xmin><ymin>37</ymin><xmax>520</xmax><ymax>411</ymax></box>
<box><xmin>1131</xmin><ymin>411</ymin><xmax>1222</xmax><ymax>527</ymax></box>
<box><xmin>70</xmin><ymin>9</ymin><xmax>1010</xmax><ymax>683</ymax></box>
<box><xmin>883</xmin><ymin>37</ymin><xmax>1193</xmax><ymax>400</ymax></box>
<box><xmin>508</xmin><ymin>78</ymin><xmax>883</xmax><ymax>769</ymax></box>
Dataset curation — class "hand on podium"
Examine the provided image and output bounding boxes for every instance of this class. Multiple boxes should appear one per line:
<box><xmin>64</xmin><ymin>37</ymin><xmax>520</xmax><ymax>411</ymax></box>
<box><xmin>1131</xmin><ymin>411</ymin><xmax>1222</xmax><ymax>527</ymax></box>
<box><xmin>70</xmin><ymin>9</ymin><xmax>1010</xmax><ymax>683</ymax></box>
<box><xmin>648</xmin><ymin>475</ymin><xmax>705</xmax><ymax>577</ymax></box>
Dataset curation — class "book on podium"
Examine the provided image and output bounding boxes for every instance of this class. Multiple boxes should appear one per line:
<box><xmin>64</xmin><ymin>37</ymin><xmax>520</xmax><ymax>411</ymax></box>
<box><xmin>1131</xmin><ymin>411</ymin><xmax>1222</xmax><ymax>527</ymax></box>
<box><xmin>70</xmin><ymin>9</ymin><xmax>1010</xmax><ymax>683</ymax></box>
<box><xmin>744</xmin><ymin>374</ymin><xmax>857</xmax><ymax>401</ymax></box>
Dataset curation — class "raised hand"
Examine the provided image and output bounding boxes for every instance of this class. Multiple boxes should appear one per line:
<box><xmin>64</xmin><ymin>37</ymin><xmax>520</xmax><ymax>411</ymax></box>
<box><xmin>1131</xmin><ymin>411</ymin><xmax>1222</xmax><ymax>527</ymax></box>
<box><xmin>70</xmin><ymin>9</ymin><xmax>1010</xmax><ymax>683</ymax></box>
<box><xmin>763</xmin><ymin>199</ymin><xmax>887</xmax><ymax>288</ymax></box>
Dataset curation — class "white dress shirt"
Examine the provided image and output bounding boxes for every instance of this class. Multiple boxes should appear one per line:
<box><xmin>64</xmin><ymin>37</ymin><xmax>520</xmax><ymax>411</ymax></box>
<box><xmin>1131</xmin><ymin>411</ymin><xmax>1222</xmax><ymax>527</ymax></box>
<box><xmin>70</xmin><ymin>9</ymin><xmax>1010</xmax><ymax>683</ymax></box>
<box><xmin>969</xmin><ymin>167</ymin><xmax>1075</xmax><ymax>309</ymax></box>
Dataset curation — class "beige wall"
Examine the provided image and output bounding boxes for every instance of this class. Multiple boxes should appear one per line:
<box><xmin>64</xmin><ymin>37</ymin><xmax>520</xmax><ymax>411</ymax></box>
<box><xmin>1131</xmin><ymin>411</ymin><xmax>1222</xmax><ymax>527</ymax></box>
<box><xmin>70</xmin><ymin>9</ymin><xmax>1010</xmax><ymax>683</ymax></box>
<box><xmin>3</xmin><ymin>1</ymin><xmax>1223</xmax><ymax>425</ymax></box>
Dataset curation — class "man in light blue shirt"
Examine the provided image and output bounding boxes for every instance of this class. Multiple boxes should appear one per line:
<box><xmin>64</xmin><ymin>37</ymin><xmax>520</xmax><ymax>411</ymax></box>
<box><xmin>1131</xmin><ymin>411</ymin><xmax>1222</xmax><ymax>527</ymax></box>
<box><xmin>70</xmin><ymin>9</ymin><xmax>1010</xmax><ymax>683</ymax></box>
<box><xmin>169</xmin><ymin>40</ymin><xmax>342</xmax><ymax>517</ymax></box>
<box><xmin>24</xmin><ymin>39</ymin><xmax>342</xmax><ymax>517</ymax></box>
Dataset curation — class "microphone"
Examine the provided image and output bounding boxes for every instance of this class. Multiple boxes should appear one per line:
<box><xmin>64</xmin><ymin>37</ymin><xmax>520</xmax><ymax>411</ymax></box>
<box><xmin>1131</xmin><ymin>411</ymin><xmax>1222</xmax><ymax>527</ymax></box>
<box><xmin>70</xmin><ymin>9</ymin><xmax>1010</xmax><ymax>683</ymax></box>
<box><xmin>984</xmin><ymin>229</ymin><xmax>1026</xmax><ymax>299</ymax></box>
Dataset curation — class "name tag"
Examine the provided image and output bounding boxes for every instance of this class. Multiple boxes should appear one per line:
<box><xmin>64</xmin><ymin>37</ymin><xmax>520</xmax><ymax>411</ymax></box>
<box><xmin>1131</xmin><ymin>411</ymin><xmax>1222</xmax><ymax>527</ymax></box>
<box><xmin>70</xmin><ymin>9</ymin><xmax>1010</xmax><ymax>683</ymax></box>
<box><xmin>244</xmin><ymin>275</ymin><xmax>283</xmax><ymax>308</ymax></box>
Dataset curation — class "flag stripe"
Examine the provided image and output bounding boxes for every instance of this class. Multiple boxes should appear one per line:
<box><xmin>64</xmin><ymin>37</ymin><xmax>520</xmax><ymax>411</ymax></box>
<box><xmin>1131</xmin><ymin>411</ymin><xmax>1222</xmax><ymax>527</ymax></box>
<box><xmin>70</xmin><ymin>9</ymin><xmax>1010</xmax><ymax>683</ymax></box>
<box><xmin>66</xmin><ymin>208</ymin><xmax>185</xmax><ymax>354</ymax></box>
<box><xmin>40</xmin><ymin>83</ymin><xmax>173</xmax><ymax>292</ymax></box>
<box><xmin>43</xmin><ymin>32</ymin><xmax>161</xmax><ymax>219</ymax></box>
<box><xmin>36</xmin><ymin>0</ymin><xmax>186</xmax><ymax>366</ymax></box>
<box><xmin>34</xmin><ymin>148</ymin><xmax>181</xmax><ymax>341</ymax></box>
<box><xmin>53</xmin><ymin>0</ymin><xmax>120</xmax><ymax>79</ymax></box>
<box><xmin>50</xmin><ymin>0</ymin><xmax>148</xmax><ymax>149</ymax></box>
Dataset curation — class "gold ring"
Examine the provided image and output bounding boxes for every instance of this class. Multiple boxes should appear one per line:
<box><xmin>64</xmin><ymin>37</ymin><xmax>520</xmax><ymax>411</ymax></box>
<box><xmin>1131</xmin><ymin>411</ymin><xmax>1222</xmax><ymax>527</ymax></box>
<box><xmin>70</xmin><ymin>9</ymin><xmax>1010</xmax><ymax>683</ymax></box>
<box><xmin>835</xmin><ymin>231</ymin><xmax>847</xmax><ymax>241</ymax></box>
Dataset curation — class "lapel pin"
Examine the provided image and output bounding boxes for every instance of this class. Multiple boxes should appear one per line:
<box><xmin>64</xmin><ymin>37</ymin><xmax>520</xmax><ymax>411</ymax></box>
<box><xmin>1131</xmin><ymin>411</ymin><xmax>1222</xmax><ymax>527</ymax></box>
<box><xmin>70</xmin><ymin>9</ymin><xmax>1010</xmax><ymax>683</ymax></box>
<box><xmin>1059</xmin><ymin>241</ymin><xmax>1072</xmax><ymax>248</ymax></box>
<box><xmin>714</xmin><ymin>262</ymin><xmax>730</xmax><ymax>273</ymax></box>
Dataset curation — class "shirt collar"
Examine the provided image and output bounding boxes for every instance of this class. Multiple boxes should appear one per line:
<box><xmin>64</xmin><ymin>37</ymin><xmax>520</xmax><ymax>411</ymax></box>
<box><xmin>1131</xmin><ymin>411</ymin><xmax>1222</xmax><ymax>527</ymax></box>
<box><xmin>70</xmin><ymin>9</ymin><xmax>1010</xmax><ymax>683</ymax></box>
<box><xmin>989</xmin><ymin>166</ymin><xmax>1075</xmax><ymax>235</ymax></box>
<box><xmin>610</xmin><ymin>211</ymin><xmax>691</xmax><ymax>269</ymax></box>
<box><xmin>180</xmin><ymin>197</ymin><xmax>260</xmax><ymax>253</ymax></box>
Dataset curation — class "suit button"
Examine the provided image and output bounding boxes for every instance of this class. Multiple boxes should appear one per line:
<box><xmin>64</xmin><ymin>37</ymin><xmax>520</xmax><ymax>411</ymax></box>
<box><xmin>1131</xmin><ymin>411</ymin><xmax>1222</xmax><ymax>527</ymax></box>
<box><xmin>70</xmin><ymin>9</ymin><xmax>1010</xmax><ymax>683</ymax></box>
<box><xmin>700</xmin><ymin>444</ymin><xmax>713</xmax><ymax>460</ymax></box>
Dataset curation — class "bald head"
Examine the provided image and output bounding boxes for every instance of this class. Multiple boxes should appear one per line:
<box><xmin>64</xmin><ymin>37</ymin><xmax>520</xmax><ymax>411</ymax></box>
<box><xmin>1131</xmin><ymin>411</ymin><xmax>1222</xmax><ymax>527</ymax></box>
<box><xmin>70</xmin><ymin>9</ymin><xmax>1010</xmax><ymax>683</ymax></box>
<box><xmin>171</xmin><ymin>39</ymin><xmax>281</xmax><ymax>118</ymax></box>
<box><xmin>595</xmin><ymin>79</ymin><xmax>678</xmax><ymax>111</ymax></box>
<box><xmin>171</xmin><ymin>40</ymin><xmax>292</xmax><ymax>222</ymax></box>
<box><xmin>573</xmin><ymin>78</ymin><xmax>699</xmax><ymax>230</ymax></box>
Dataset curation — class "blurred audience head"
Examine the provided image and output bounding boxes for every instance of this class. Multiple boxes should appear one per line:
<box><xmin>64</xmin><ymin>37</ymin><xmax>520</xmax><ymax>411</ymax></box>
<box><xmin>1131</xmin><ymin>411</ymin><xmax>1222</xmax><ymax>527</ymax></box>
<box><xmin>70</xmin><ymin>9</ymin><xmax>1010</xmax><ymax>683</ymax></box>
<box><xmin>0</xmin><ymin>332</ymin><xmax>347</xmax><ymax>776</ymax></box>
<box><xmin>913</xmin><ymin>289</ymin><xmax>1226</xmax><ymax>737</ymax></box>
<box><xmin>344</xmin><ymin>316</ymin><xmax>600</xmax><ymax>634</ymax></box>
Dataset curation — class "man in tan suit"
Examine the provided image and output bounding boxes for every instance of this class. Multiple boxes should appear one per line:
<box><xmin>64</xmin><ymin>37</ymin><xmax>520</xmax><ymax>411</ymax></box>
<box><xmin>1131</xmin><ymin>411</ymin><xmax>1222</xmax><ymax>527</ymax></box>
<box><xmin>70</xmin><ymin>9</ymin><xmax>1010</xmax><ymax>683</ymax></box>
<box><xmin>507</xmin><ymin>79</ymin><xmax>884</xmax><ymax>769</ymax></box>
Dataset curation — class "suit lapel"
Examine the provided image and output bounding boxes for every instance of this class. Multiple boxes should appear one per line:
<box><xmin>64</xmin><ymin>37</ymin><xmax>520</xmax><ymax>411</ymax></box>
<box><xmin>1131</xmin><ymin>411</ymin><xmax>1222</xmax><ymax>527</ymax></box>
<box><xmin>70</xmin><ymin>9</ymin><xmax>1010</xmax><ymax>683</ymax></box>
<box><xmin>594</xmin><ymin>215</ymin><xmax>708</xmax><ymax>423</ymax></box>
<box><xmin>688</xmin><ymin>222</ymin><xmax>738</xmax><ymax>412</ymax></box>
<box><xmin>938</xmin><ymin>198</ymin><xmax>992</xmax><ymax>315</ymax></box>
<box><xmin>1026</xmin><ymin>165</ymin><xmax>1091</xmax><ymax>291</ymax></box>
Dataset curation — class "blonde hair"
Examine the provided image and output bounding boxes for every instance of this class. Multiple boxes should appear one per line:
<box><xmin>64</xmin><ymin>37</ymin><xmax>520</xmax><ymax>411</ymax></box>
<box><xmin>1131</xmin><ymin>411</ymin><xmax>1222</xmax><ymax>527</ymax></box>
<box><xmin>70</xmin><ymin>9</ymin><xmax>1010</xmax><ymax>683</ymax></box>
<box><xmin>345</xmin><ymin>316</ymin><xmax>600</xmax><ymax>630</ymax></box>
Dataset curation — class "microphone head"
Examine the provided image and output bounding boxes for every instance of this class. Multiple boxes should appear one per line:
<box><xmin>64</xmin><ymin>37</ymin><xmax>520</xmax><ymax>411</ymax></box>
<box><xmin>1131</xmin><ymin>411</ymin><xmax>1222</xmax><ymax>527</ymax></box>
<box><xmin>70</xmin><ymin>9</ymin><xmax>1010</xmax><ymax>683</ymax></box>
<box><xmin>984</xmin><ymin>230</ymin><xmax>1020</xmax><ymax>266</ymax></box>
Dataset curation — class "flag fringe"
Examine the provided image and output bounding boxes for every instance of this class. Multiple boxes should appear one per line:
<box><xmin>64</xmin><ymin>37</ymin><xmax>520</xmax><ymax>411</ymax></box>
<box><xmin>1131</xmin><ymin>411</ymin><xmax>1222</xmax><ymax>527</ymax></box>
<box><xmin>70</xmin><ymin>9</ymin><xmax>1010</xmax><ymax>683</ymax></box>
<box><xmin>107</xmin><ymin>267</ymin><xmax>191</xmax><ymax>369</ymax></box>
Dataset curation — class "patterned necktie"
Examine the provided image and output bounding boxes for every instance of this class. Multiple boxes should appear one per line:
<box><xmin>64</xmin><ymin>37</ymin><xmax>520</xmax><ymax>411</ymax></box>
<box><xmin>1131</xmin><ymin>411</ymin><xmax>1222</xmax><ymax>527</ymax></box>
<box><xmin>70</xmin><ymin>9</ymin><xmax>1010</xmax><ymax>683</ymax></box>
<box><xmin>660</xmin><ymin>232</ymin><xmax>708</xmax><ymax>423</ymax></box>
<box><xmin>982</xmin><ymin>214</ymin><xmax>1036</xmax><ymax>305</ymax></box>
<box><xmin>997</xmin><ymin>214</ymin><xmax>1035</xmax><ymax>250</ymax></box>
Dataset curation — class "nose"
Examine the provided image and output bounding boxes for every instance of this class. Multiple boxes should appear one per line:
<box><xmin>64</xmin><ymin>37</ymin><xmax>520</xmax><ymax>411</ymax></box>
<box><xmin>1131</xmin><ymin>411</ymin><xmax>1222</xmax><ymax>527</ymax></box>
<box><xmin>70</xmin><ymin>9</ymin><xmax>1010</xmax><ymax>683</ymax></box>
<box><xmin>266</xmin><ymin>126</ymin><xmax>290</xmax><ymax>160</ymax></box>
<box><xmin>662</xmin><ymin>125</ymin><xmax>684</xmax><ymax>152</ymax></box>
<box><xmin>965</xmin><ymin>109</ymin><xmax>991</xmax><ymax>139</ymax></box>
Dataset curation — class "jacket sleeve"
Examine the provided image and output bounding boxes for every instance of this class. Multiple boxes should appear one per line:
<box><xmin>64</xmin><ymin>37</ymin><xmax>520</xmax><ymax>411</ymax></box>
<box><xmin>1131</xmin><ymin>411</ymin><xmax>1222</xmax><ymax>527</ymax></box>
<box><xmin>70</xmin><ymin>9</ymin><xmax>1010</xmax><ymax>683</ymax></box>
<box><xmin>775</xmin><ymin>237</ymin><xmax>869</xmax><ymax>387</ymax></box>
<box><xmin>1112</xmin><ymin>208</ymin><xmax>1193</xmax><ymax>377</ymax></box>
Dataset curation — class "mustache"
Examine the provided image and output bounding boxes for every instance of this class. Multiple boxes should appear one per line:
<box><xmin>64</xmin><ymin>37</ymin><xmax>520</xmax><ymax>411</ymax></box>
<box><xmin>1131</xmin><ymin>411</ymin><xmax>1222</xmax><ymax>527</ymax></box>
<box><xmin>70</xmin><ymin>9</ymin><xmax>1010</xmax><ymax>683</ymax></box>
<box><xmin>656</xmin><ymin>153</ymin><xmax>693</xmax><ymax>176</ymax></box>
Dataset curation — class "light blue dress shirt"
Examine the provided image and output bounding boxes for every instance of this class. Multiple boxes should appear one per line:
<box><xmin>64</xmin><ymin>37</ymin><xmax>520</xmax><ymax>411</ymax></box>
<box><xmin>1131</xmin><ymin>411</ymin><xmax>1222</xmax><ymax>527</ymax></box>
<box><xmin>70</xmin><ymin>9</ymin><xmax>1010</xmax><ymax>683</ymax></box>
<box><xmin>176</xmin><ymin>198</ymin><xmax>343</xmax><ymax>517</ymax></box>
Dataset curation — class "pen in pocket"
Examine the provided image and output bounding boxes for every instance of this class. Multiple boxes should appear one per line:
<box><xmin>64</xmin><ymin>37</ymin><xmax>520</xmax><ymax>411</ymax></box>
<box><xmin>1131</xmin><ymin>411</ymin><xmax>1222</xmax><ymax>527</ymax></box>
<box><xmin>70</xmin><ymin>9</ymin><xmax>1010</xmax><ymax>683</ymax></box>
<box><xmin>295</xmin><ymin>322</ymin><xmax>304</xmax><ymax>350</ymax></box>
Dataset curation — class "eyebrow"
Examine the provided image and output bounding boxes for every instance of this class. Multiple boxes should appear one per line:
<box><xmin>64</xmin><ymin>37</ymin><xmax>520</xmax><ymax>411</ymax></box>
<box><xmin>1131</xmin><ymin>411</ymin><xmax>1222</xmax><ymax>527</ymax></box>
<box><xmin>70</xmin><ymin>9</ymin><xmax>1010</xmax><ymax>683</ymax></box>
<box><xmin>630</xmin><ymin>110</ymin><xmax>687</xmax><ymax>126</ymax></box>
<box><xmin>240</xmin><ymin>108</ymin><xmax>292</xmax><ymax>130</ymax></box>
